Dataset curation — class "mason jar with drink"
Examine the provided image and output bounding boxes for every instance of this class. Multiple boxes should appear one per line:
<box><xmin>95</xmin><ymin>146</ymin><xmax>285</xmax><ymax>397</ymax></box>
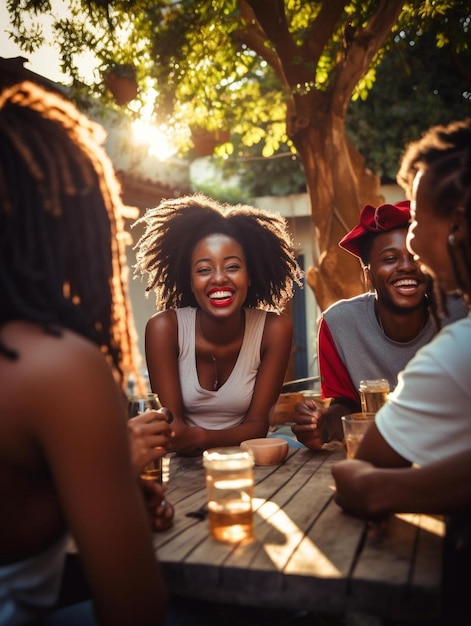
<box><xmin>358</xmin><ymin>378</ymin><xmax>390</xmax><ymax>414</ymax></box>
<box><xmin>203</xmin><ymin>447</ymin><xmax>254</xmax><ymax>543</ymax></box>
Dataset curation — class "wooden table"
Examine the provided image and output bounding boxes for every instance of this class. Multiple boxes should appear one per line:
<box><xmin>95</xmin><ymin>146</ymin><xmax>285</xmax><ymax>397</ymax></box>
<box><xmin>155</xmin><ymin>447</ymin><xmax>444</xmax><ymax>625</ymax></box>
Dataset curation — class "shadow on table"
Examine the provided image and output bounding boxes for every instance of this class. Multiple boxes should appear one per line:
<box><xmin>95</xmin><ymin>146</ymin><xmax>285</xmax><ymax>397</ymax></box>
<box><xmin>58</xmin><ymin>554</ymin><xmax>346</xmax><ymax>626</ymax></box>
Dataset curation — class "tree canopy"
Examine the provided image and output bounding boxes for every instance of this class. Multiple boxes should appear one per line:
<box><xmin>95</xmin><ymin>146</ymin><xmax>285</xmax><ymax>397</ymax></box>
<box><xmin>347</xmin><ymin>13</ymin><xmax>471</xmax><ymax>183</ymax></box>
<box><xmin>6</xmin><ymin>1</ymin><xmax>469</xmax><ymax>167</ymax></box>
<box><xmin>5</xmin><ymin>0</ymin><xmax>471</xmax><ymax>308</ymax></box>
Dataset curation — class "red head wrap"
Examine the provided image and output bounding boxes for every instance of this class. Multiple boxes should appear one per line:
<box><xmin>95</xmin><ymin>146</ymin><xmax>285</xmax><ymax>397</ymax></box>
<box><xmin>339</xmin><ymin>200</ymin><xmax>411</xmax><ymax>260</ymax></box>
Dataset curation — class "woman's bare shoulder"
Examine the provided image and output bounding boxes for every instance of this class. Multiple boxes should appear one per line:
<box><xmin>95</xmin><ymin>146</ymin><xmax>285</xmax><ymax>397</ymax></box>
<box><xmin>1</xmin><ymin>321</ymin><xmax>114</xmax><ymax>400</ymax></box>
<box><xmin>264</xmin><ymin>310</ymin><xmax>293</xmax><ymax>331</ymax></box>
<box><xmin>260</xmin><ymin>311</ymin><xmax>293</xmax><ymax>353</ymax></box>
<box><xmin>0</xmin><ymin>321</ymin><xmax>125</xmax><ymax>449</ymax></box>
<box><xmin>2</xmin><ymin>320</ymin><xmax>103</xmax><ymax>362</ymax></box>
<box><xmin>145</xmin><ymin>310</ymin><xmax>178</xmax><ymax>336</ymax></box>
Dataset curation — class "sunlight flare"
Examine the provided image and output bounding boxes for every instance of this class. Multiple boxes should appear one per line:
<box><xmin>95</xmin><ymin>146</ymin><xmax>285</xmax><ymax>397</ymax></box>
<box><xmin>131</xmin><ymin>118</ymin><xmax>176</xmax><ymax>161</ymax></box>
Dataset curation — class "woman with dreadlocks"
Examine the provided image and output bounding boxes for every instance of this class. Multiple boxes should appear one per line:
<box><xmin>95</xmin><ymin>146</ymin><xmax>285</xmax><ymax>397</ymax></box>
<box><xmin>332</xmin><ymin>119</ymin><xmax>471</xmax><ymax>623</ymax></box>
<box><xmin>133</xmin><ymin>193</ymin><xmax>303</xmax><ymax>456</ymax></box>
<box><xmin>0</xmin><ymin>82</ymin><xmax>170</xmax><ymax>625</ymax></box>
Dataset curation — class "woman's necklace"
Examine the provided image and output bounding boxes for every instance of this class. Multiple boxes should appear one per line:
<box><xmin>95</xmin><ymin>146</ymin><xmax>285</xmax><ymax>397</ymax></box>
<box><xmin>197</xmin><ymin>313</ymin><xmax>219</xmax><ymax>391</ymax></box>
<box><xmin>209</xmin><ymin>354</ymin><xmax>219</xmax><ymax>391</ymax></box>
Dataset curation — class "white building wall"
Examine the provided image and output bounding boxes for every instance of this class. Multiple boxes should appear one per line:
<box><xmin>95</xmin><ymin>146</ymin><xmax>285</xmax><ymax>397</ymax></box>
<box><xmin>126</xmin><ymin>172</ymin><xmax>406</xmax><ymax>379</ymax></box>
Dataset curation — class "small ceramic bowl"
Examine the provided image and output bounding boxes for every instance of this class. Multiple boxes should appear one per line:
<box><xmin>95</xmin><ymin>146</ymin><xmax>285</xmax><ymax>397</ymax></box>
<box><xmin>240</xmin><ymin>437</ymin><xmax>289</xmax><ymax>466</ymax></box>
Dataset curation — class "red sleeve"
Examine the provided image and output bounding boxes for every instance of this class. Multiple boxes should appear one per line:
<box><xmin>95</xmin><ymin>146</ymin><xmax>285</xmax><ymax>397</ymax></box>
<box><xmin>318</xmin><ymin>317</ymin><xmax>359</xmax><ymax>404</ymax></box>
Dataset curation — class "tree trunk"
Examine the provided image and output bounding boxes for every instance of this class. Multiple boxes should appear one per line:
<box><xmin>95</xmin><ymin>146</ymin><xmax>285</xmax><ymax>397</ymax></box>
<box><xmin>240</xmin><ymin>0</ymin><xmax>405</xmax><ymax>312</ymax></box>
<box><xmin>291</xmin><ymin>113</ymin><xmax>383</xmax><ymax>312</ymax></box>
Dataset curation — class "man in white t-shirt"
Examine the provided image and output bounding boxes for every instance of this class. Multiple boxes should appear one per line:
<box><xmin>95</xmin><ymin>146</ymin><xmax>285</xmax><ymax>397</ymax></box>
<box><xmin>332</xmin><ymin>118</ymin><xmax>471</xmax><ymax>626</ymax></box>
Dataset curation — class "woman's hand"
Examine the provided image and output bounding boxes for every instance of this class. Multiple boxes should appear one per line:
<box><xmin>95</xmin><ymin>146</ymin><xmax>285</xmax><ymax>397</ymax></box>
<box><xmin>168</xmin><ymin>421</ymin><xmax>205</xmax><ymax>456</ymax></box>
<box><xmin>128</xmin><ymin>409</ymin><xmax>174</xmax><ymax>473</ymax></box>
<box><xmin>139</xmin><ymin>478</ymin><xmax>175</xmax><ymax>532</ymax></box>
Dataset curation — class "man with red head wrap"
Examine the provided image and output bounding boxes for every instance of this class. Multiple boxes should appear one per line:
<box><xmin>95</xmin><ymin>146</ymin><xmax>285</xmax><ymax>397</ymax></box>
<box><xmin>291</xmin><ymin>200</ymin><xmax>466</xmax><ymax>449</ymax></box>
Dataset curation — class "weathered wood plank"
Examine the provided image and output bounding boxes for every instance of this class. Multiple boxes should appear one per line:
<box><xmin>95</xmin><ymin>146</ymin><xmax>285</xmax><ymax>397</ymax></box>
<box><xmin>148</xmin><ymin>450</ymin><xmax>442</xmax><ymax>622</ymax></box>
<box><xmin>281</xmin><ymin>490</ymin><xmax>365</xmax><ymax>614</ymax></box>
<box><xmin>346</xmin><ymin>513</ymin><xmax>442</xmax><ymax>621</ymax></box>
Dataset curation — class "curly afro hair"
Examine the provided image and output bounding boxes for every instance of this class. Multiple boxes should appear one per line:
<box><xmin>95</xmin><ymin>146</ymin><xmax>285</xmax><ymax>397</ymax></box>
<box><xmin>133</xmin><ymin>193</ymin><xmax>303</xmax><ymax>313</ymax></box>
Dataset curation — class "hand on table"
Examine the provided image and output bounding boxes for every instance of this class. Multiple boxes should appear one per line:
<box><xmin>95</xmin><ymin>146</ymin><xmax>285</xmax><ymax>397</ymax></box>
<box><xmin>128</xmin><ymin>408</ymin><xmax>174</xmax><ymax>473</ymax></box>
<box><xmin>167</xmin><ymin>421</ymin><xmax>205</xmax><ymax>457</ymax></box>
<box><xmin>331</xmin><ymin>459</ymin><xmax>386</xmax><ymax>520</ymax></box>
<box><xmin>139</xmin><ymin>478</ymin><xmax>175</xmax><ymax>532</ymax></box>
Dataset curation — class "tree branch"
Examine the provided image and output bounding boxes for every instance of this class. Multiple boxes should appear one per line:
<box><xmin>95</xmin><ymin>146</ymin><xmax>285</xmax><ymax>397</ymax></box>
<box><xmin>240</xmin><ymin>0</ymin><xmax>345</xmax><ymax>86</ymax></box>
<box><xmin>244</xmin><ymin>0</ymin><xmax>297</xmax><ymax>61</ymax></box>
<box><xmin>302</xmin><ymin>0</ymin><xmax>349</xmax><ymax>62</ymax></box>
<box><xmin>236</xmin><ymin>0</ymin><xmax>287</xmax><ymax>84</ymax></box>
<box><xmin>330</xmin><ymin>0</ymin><xmax>405</xmax><ymax>114</ymax></box>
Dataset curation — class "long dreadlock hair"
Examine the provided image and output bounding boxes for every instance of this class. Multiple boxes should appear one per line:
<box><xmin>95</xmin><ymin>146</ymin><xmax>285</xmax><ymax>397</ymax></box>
<box><xmin>397</xmin><ymin>118</ymin><xmax>471</xmax><ymax>327</ymax></box>
<box><xmin>133</xmin><ymin>193</ymin><xmax>303</xmax><ymax>313</ymax></box>
<box><xmin>0</xmin><ymin>81</ymin><xmax>141</xmax><ymax>387</ymax></box>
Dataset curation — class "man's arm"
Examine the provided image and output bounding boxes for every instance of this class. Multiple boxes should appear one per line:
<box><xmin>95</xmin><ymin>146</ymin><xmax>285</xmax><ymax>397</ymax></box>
<box><xmin>317</xmin><ymin>318</ymin><xmax>359</xmax><ymax>403</ymax></box>
<box><xmin>291</xmin><ymin>318</ymin><xmax>360</xmax><ymax>448</ymax></box>
<box><xmin>332</xmin><ymin>450</ymin><xmax>471</xmax><ymax>518</ymax></box>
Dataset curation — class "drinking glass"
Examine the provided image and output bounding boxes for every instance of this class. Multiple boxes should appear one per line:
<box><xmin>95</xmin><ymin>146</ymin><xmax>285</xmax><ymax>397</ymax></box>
<box><xmin>341</xmin><ymin>413</ymin><xmax>375</xmax><ymax>459</ymax></box>
<box><xmin>203</xmin><ymin>447</ymin><xmax>254</xmax><ymax>543</ymax></box>
<box><xmin>127</xmin><ymin>393</ymin><xmax>161</xmax><ymax>417</ymax></box>
<box><xmin>127</xmin><ymin>393</ymin><xmax>164</xmax><ymax>483</ymax></box>
<box><xmin>358</xmin><ymin>379</ymin><xmax>390</xmax><ymax>413</ymax></box>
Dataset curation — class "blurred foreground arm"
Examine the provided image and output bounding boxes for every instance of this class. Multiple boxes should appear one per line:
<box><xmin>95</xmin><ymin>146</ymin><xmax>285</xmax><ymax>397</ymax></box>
<box><xmin>128</xmin><ymin>410</ymin><xmax>175</xmax><ymax>529</ymax></box>
<box><xmin>332</xmin><ymin>450</ymin><xmax>471</xmax><ymax>519</ymax></box>
<box><xmin>35</xmin><ymin>331</ymin><xmax>168</xmax><ymax>625</ymax></box>
<box><xmin>139</xmin><ymin>478</ymin><xmax>175</xmax><ymax>532</ymax></box>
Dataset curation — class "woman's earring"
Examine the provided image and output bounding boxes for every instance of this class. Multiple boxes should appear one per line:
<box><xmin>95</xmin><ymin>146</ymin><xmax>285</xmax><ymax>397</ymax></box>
<box><xmin>448</xmin><ymin>233</ymin><xmax>456</xmax><ymax>247</ymax></box>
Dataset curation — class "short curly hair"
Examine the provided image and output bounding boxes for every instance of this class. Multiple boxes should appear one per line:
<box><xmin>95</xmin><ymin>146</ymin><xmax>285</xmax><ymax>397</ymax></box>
<box><xmin>133</xmin><ymin>193</ymin><xmax>303</xmax><ymax>312</ymax></box>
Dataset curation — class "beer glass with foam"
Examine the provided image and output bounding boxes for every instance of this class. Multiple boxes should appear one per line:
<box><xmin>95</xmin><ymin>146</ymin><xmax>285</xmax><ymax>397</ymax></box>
<box><xmin>359</xmin><ymin>379</ymin><xmax>390</xmax><ymax>413</ymax></box>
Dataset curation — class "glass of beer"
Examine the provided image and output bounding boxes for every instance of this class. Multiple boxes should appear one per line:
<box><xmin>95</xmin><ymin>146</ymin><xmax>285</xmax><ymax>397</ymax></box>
<box><xmin>359</xmin><ymin>379</ymin><xmax>390</xmax><ymax>413</ymax></box>
<box><xmin>341</xmin><ymin>413</ymin><xmax>376</xmax><ymax>459</ymax></box>
<box><xmin>203</xmin><ymin>447</ymin><xmax>254</xmax><ymax>543</ymax></box>
<box><xmin>127</xmin><ymin>393</ymin><xmax>164</xmax><ymax>483</ymax></box>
